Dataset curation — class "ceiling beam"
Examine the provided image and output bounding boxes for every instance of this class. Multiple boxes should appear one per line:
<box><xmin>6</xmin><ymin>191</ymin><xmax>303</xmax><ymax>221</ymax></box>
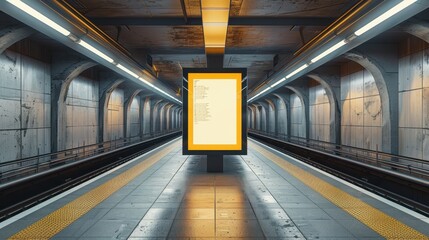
<box><xmin>142</xmin><ymin>48</ymin><xmax>293</xmax><ymax>55</ymax></box>
<box><xmin>89</xmin><ymin>17</ymin><xmax>335</xmax><ymax>26</ymax></box>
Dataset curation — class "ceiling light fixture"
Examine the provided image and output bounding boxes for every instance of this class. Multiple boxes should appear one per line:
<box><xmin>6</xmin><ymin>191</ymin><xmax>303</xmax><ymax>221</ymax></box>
<box><xmin>4</xmin><ymin>0</ymin><xmax>190</xmax><ymax>105</ymax></box>
<box><xmin>78</xmin><ymin>40</ymin><xmax>114</xmax><ymax>63</ymax></box>
<box><xmin>355</xmin><ymin>0</ymin><xmax>417</xmax><ymax>36</ymax></box>
<box><xmin>201</xmin><ymin>0</ymin><xmax>231</xmax><ymax>54</ymax></box>
<box><xmin>270</xmin><ymin>77</ymin><xmax>286</xmax><ymax>88</ymax></box>
<box><xmin>116</xmin><ymin>64</ymin><xmax>139</xmax><ymax>79</ymax></box>
<box><xmin>286</xmin><ymin>64</ymin><xmax>309</xmax><ymax>79</ymax></box>
<box><xmin>311</xmin><ymin>39</ymin><xmax>347</xmax><ymax>63</ymax></box>
<box><xmin>6</xmin><ymin>0</ymin><xmax>70</xmax><ymax>36</ymax></box>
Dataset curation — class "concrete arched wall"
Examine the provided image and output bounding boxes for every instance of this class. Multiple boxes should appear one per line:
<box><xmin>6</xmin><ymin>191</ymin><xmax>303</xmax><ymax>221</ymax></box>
<box><xmin>56</xmin><ymin>61</ymin><xmax>98</xmax><ymax>150</ymax></box>
<box><xmin>307</xmin><ymin>74</ymin><xmax>340</xmax><ymax>143</ymax></box>
<box><xmin>286</xmin><ymin>86</ymin><xmax>307</xmax><ymax>138</ymax></box>
<box><xmin>264</xmin><ymin>99</ymin><xmax>276</xmax><ymax>134</ymax></box>
<box><xmin>247</xmin><ymin>106</ymin><xmax>253</xmax><ymax>130</ymax></box>
<box><xmin>272</xmin><ymin>94</ymin><xmax>289</xmax><ymax>137</ymax></box>
<box><xmin>256</xmin><ymin>102</ymin><xmax>269</xmax><ymax>133</ymax></box>
<box><xmin>105</xmin><ymin>87</ymin><xmax>126</xmax><ymax>141</ymax></box>
<box><xmin>178</xmin><ymin>109</ymin><xmax>183</xmax><ymax>129</ymax></box>
<box><xmin>152</xmin><ymin>100</ymin><xmax>164</xmax><ymax>133</ymax></box>
<box><xmin>125</xmin><ymin>90</ymin><xmax>143</xmax><ymax>139</ymax></box>
<box><xmin>0</xmin><ymin>40</ymin><xmax>52</xmax><ymax>161</ymax></box>
<box><xmin>142</xmin><ymin>97</ymin><xmax>152</xmax><ymax>136</ymax></box>
<box><xmin>251</xmin><ymin>104</ymin><xmax>261</xmax><ymax>131</ymax></box>
<box><xmin>395</xmin><ymin>34</ymin><xmax>429</xmax><ymax>160</ymax></box>
<box><xmin>343</xmin><ymin>53</ymin><xmax>388</xmax><ymax>152</ymax></box>
<box><xmin>307</xmin><ymin>80</ymin><xmax>331</xmax><ymax>142</ymax></box>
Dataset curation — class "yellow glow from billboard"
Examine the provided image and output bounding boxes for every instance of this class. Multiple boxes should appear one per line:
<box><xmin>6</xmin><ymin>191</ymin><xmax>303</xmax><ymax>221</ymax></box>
<box><xmin>188</xmin><ymin>73</ymin><xmax>242</xmax><ymax>150</ymax></box>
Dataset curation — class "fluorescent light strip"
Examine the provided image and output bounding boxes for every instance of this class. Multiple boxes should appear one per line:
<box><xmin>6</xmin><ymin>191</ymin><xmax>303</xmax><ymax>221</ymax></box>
<box><xmin>286</xmin><ymin>64</ymin><xmax>309</xmax><ymax>79</ymax></box>
<box><xmin>116</xmin><ymin>64</ymin><xmax>139</xmax><ymax>79</ymax></box>
<box><xmin>249</xmin><ymin>0</ymin><xmax>417</xmax><ymax>104</ymax></box>
<box><xmin>271</xmin><ymin>77</ymin><xmax>286</xmax><ymax>88</ymax></box>
<box><xmin>138</xmin><ymin>77</ymin><xmax>181</xmax><ymax>103</ymax></box>
<box><xmin>6</xmin><ymin>0</ymin><xmax>70</xmax><ymax>36</ymax></box>
<box><xmin>6</xmin><ymin>1</ymin><xmax>181</xmax><ymax>105</ymax></box>
<box><xmin>249</xmin><ymin>87</ymin><xmax>271</xmax><ymax>102</ymax></box>
<box><xmin>311</xmin><ymin>39</ymin><xmax>347</xmax><ymax>63</ymax></box>
<box><xmin>78</xmin><ymin>40</ymin><xmax>114</xmax><ymax>63</ymax></box>
<box><xmin>355</xmin><ymin>0</ymin><xmax>417</xmax><ymax>36</ymax></box>
<box><xmin>250</xmin><ymin>63</ymin><xmax>308</xmax><ymax>102</ymax></box>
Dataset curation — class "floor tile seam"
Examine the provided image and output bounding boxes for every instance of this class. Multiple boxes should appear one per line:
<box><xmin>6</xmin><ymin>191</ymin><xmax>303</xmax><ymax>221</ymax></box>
<box><xmin>245</xmin><ymin>150</ymin><xmax>316</xmax><ymax>201</ymax></box>
<box><xmin>8</xmin><ymin>142</ymin><xmax>181</xmax><ymax>239</ymax></box>
<box><xmin>249</xmin><ymin>140</ymin><xmax>428</xmax><ymax>239</ymax></box>
<box><xmin>129</xmin><ymin>154</ymin><xmax>190</xmax><ymax>239</ymax></box>
<box><xmin>17</xmin><ymin>144</ymin><xmax>180</xmax><ymax>224</ymax></box>
<box><xmin>249</xmin><ymin>139</ymin><xmax>400</xmax><ymax>205</ymax></box>
<box><xmin>0</xmin><ymin>138</ymin><xmax>181</xmax><ymax>233</ymax></box>
<box><xmin>247</xmin><ymin>143</ymin><xmax>378</xmax><ymax>239</ymax></box>
<box><xmin>73</xmin><ymin>148</ymin><xmax>184</xmax><ymax>238</ymax></box>
<box><xmin>252</xmin><ymin>143</ymin><xmax>420</xmax><ymax>219</ymax></box>
<box><xmin>239</xmin><ymin>155</ymin><xmax>303</xmax><ymax>239</ymax></box>
<box><xmin>107</xmin><ymin>150</ymin><xmax>183</xmax><ymax>210</ymax></box>
<box><xmin>250</xmin><ymin>144</ymin><xmax>379</xmax><ymax>208</ymax></box>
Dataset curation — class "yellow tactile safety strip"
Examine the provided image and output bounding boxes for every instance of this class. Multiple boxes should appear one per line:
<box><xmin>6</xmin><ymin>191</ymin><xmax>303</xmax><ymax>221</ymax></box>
<box><xmin>250</xmin><ymin>141</ymin><xmax>429</xmax><ymax>240</ymax></box>
<box><xmin>9</xmin><ymin>140</ymin><xmax>180</xmax><ymax>240</ymax></box>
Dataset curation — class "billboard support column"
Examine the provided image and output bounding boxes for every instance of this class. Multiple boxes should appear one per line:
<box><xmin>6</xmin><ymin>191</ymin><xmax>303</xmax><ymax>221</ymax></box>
<box><xmin>207</xmin><ymin>153</ymin><xmax>223</xmax><ymax>172</ymax></box>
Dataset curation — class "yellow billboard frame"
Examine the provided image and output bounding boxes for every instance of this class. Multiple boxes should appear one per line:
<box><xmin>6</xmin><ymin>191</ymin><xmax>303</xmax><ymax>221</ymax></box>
<box><xmin>188</xmin><ymin>73</ymin><xmax>242</xmax><ymax>151</ymax></box>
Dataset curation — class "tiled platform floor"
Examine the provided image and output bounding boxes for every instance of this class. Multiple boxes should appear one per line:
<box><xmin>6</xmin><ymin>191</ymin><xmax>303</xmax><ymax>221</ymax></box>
<box><xmin>1</xmin><ymin>138</ymin><xmax>428</xmax><ymax>239</ymax></box>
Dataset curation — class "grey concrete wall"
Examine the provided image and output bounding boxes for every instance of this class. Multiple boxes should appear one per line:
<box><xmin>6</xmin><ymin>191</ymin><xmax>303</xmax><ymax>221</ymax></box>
<box><xmin>247</xmin><ymin>111</ymin><xmax>251</xmax><ymax>130</ymax></box>
<box><xmin>0</xmin><ymin>49</ymin><xmax>51</xmax><ymax>162</ymax></box>
<box><xmin>65</xmin><ymin>75</ymin><xmax>99</xmax><ymax>149</ymax></box>
<box><xmin>398</xmin><ymin>37</ymin><xmax>429</xmax><ymax>160</ymax></box>
<box><xmin>248</xmin><ymin>107</ymin><xmax>255</xmax><ymax>129</ymax></box>
<box><xmin>254</xmin><ymin>105</ymin><xmax>261</xmax><ymax>131</ymax></box>
<box><xmin>143</xmin><ymin>97</ymin><xmax>151</xmax><ymax>135</ymax></box>
<box><xmin>267</xmin><ymin>102</ymin><xmax>276</xmax><ymax>134</ymax></box>
<box><xmin>275</xmin><ymin>97</ymin><xmax>288</xmax><ymax>136</ymax></box>
<box><xmin>290</xmin><ymin>93</ymin><xmax>305</xmax><ymax>138</ymax></box>
<box><xmin>259</xmin><ymin>106</ymin><xmax>267</xmax><ymax>132</ymax></box>
<box><xmin>160</xmin><ymin>104</ymin><xmax>168</xmax><ymax>132</ymax></box>
<box><xmin>128</xmin><ymin>95</ymin><xmax>141</xmax><ymax>139</ymax></box>
<box><xmin>106</xmin><ymin>88</ymin><xmax>124</xmax><ymax>141</ymax></box>
<box><xmin>178</xmin><ymin>110</ymin><xmax>182</xmax><ymax>129</ymax></box>
<box><xmin>340</xmin><ymin>61</ymin><xmax>382</xmax><ymax>150</ymax></box>
<box><xmin>309</xmin><ymin>83</ymin><xmax>331</xmax><ymax>142</ymax></box>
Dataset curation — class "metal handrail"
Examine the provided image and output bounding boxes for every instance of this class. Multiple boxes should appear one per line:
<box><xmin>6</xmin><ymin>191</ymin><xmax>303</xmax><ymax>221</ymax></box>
<box><xmin>0</xmin><ymin>129</ymin><xmax>182</xmax><ymax>184</ymax></box>
<box><xmin>248</xmin><ymin>130</ymin><xmax>429</xmax><ymax>180</ymax></box>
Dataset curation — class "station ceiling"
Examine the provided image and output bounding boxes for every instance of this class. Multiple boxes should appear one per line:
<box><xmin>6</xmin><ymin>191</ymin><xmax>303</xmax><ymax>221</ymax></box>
<box><xmin>63</xmin><ymin>0</ymin><xmax>359</xmax><ymax>95</ymax></box>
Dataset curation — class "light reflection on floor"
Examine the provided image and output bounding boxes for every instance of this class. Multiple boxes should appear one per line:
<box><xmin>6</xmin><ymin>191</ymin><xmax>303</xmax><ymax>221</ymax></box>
<box><xmin>130</xmin><ymin>154</ymin><xmax>303</xmax><ymax>239</ymax></box>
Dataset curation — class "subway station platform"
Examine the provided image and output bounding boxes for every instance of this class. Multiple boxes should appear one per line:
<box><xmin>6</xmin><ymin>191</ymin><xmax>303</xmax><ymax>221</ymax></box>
<box><xmin>0</xmin><ymin>138</ymin><xmax>428</xmax><ymax>239</ymax></box>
